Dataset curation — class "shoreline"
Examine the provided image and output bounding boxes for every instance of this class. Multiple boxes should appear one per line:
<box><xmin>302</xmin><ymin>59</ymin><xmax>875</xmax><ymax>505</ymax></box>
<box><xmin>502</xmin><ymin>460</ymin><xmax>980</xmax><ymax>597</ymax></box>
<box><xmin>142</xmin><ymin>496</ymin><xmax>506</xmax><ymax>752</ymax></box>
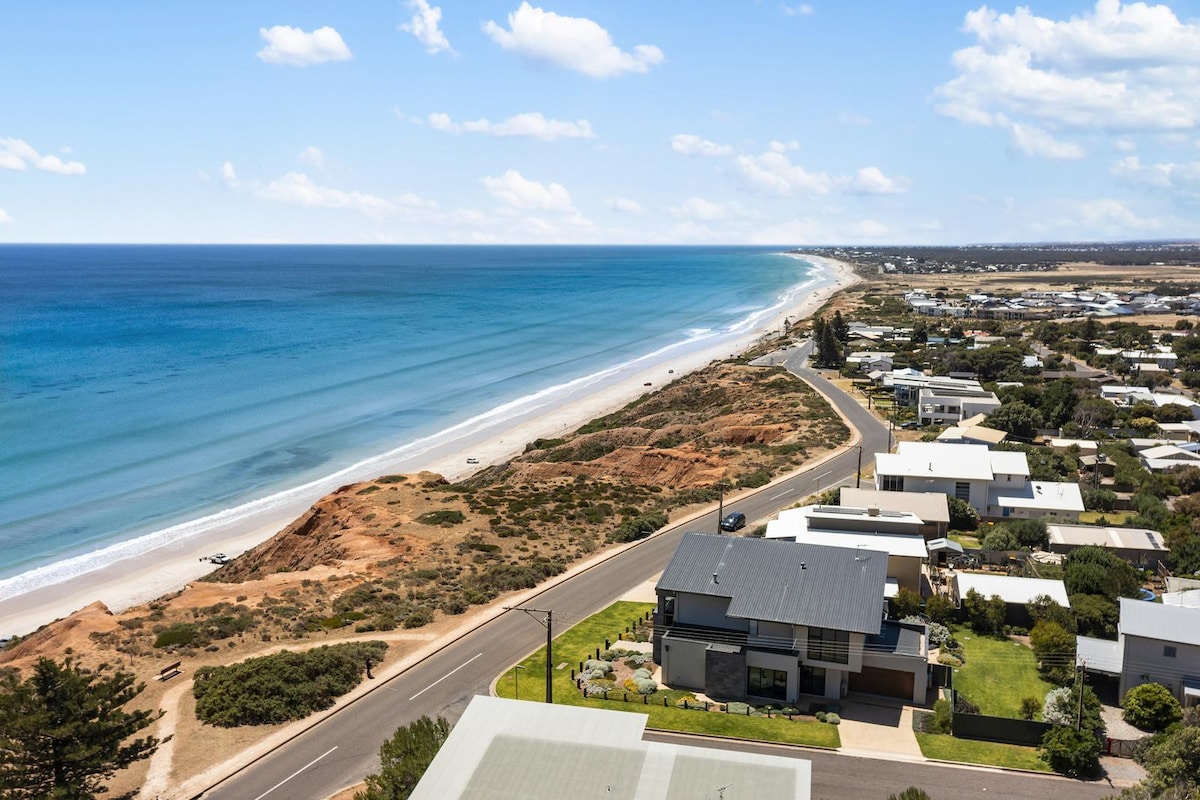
<box><xmin>0</xmin><ymin>254</ymin><xmax>859</xmax><ymax>637</ymax></box>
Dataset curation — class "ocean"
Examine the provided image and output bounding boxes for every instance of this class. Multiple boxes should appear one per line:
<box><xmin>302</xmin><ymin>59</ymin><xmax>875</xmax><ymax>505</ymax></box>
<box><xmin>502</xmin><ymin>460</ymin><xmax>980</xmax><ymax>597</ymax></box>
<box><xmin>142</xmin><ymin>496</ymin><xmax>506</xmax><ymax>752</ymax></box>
<box><xmin>0</xmin><ymin>245</ymin><xmax>820</xmax><ymax>599</ymax></box>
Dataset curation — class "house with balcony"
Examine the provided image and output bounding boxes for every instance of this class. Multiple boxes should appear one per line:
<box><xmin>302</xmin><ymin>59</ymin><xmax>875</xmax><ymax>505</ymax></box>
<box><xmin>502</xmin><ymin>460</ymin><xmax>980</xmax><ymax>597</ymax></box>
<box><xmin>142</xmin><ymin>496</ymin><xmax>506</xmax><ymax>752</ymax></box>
<box><xmin>764</xmin><ymin>505</ymin><xmax>928</xmax><ymax>594</ymax></box>
<box><xmin>1077</xmin><ymin>598</ymin><xmax>1200</xmax><ymax>708</ymax></box>
<box><xmin>916</xmin><ymin>386</ymin><xmax>1002</xmax><ymax>425</ymax></box>
<box><xmin>874</xmin><ymin>441</ymin><xmax>1081</xmax><ymax>520</ymax></box>
<box><xmin>653</xmin><ymin>534</ymin><xmax>929</xmax><ymax>705</ymax></box>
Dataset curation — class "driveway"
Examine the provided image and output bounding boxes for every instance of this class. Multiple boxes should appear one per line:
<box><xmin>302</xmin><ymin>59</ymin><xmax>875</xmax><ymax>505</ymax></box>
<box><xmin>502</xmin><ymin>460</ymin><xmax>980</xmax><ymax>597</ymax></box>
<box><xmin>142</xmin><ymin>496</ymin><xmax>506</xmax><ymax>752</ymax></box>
<box><xmin>837</xmin><ymin>698</ymin><xmax>925</xmax><ymax>760</ymax></box>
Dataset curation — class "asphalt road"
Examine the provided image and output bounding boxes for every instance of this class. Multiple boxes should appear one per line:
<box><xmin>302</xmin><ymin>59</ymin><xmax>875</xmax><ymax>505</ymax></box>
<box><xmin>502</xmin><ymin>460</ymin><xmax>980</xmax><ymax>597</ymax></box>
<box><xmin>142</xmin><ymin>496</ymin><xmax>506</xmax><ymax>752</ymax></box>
<box><xmin>196</xmin><ymin>346</ymin><xmax>1110</xmax><ymax>800</ymax></box>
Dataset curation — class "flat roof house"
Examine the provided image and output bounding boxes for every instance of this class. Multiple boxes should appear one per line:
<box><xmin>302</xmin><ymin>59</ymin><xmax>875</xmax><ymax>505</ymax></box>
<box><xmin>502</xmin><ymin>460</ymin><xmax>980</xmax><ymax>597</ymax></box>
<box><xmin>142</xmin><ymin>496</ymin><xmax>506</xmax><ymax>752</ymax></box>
<box><xmin>839</xmin><ymin>487</ymin><xmax>950</xmax><ymax>539</ymax></box>
<box><xmin>765</xmin><ymin>505</ymin><xmax>928</xmax><ymax>594</ymax></box>
<box><xmin>1077</xmin><ymin>598</ymin><xmax>1200</xmax><ymax>707</ymax></box>
<box><xmin>875</xmin><ymin>442</ymin><xmax>1081</xmax><ymax>521</ymax></box>
<box><xmin>653</xmin><ymin>534</ymin><xmax>929</xmax><ymax>705</ymax></box>
<box><xmin>410</xmin><ymin>695</ymin><xmax>812</xmax><ymax>800</ymax></box>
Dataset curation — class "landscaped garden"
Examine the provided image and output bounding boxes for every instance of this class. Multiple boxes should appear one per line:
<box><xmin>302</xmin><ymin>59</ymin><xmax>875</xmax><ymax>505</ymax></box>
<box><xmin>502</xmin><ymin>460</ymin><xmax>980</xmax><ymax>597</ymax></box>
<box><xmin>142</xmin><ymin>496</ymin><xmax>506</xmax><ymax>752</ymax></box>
<box><xmin>494</xmin><ymin>600</ymin><xmax>841</xmax><ymax>748</ymax></box>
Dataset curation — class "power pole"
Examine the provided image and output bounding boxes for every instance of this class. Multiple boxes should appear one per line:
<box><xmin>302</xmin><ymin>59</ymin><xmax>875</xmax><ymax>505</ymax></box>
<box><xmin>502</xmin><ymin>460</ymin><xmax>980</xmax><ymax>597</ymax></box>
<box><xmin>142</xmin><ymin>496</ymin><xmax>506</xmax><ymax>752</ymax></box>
<box><xmin>855</xmin><ymin>445</ymin><xmax>863</xmax><ymax>489</ymax></box>
<box><xmin>505</xmin><ymin>606</ymin><xmax>554</xmax><ymax>703</ymax></box>
<box><xmin>716</xmin><ymin>484</ymin><xmax>725</xmax><ymax>535</ymax></box>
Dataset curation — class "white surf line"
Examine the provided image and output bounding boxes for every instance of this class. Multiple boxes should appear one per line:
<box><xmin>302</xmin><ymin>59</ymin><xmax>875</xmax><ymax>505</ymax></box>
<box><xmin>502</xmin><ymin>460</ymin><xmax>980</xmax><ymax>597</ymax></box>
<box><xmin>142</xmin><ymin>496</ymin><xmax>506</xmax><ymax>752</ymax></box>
<box><xmin>409</xmin><ymin>653</ymin><xmax>484</xmax><ymax>701</ymax></box>
<box><xmin>769</xmin><ymin>488</ymin><xmax>794</xmax><ymax>500</ymax></box>
<box><xmin>253</xmin><ymin>746</ymin><xmax>338</xmax><ymax>800</ymax></box>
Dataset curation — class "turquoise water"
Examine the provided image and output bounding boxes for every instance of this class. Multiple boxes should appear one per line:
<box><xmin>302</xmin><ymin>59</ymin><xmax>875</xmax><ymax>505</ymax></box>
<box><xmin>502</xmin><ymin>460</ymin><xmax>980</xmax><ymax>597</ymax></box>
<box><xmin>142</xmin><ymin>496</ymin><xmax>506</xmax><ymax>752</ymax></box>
<box><xmin>0</xmin><ymin>245</ymin><xmax>818</xmax><ymax>595</ymax></box>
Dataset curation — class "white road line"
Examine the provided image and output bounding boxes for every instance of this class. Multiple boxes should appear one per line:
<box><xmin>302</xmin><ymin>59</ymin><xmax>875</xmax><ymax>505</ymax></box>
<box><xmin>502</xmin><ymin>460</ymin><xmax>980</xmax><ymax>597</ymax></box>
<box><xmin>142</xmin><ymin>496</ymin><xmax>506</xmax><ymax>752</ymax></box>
<box><xmin>769</xmin><ymin>488</ymin><xmax>794</xmax><ymax>500</ymax></box>
<box><xmin>814</xmin><ymin>470</ymin><xmax>831</xmax><ymax>481</ymax></box>
<box><xmin>410</xmin><ymin>653</ymin><xmax>483</xmax><ymax>701</ymax></box>
<box><xmin>253</xmin><ymin>746</ymin><xmax>337</xmax><ymax>800</ymax></box>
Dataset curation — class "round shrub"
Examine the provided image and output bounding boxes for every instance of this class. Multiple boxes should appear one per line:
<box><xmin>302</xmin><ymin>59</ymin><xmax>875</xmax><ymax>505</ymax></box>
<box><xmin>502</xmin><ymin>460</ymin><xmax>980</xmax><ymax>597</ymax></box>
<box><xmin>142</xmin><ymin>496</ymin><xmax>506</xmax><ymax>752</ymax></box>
<box><xmin>1123</xmin><ymin>682</ymin><xmax>1182</xmax><ymax>731</ymax></box>
<box><xmin>816</xmin><ymin>711</ymin><xmax>827</xmax><ymax>722</ymax></box>
<box><xmin>583</xmin><ymin>659</ymin><xmax>613</xmax><ymax>674</ymax></box>
<box><xmin>928</xmin><ymin>623</ymin><xmax>951</xmax><ymax>648</ymax></box>
<box><xmin>725</xmin><ymin>701</ymin><xmax>751</xmax><ymax>715</ymax></box>
<box><xmin>633</xmin><ymin>667</ymin><xmax>652</xmax><ymax>680</ymax></box>
<box><xmin>825</xmin><ymin>713</ymin><xmax>841</xmax><ymax>725</ymax></box>
<box><xmin>633</xmin><ymin>677</ymin><xmax>658</xmax><ymax>694</ymax></box>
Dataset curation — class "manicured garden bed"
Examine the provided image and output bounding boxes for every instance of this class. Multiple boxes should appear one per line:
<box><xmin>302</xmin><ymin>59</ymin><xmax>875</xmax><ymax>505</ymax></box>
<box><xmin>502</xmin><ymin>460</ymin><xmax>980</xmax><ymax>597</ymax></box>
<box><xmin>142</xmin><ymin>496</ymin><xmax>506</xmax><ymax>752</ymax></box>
<box><xmin>495</xmin><ymin>600</ymin><xmax>840</xmax><ymax>748</ymax></box>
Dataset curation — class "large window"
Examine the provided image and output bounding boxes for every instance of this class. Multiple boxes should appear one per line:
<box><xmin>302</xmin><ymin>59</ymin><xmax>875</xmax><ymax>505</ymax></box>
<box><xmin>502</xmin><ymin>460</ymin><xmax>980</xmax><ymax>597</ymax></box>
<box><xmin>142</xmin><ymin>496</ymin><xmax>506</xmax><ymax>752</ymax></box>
<box><xmin>880</xmin><ymin>475</ymin><xmax>904</xmax><ymax>492</ymax></box>
<box><xmin>954</xmin><ymin>481</ymin><xmax>970</xmax><ymax>501</ymax></box>
<box><xmin>807</xmin><ymin>627</ymin><xmax>850</xmax><ymax>664</ymax></box>
<box><xmin>747</xmin><ymin>666</ymin><xmax>788</xmax><ymax>701</ymax></box>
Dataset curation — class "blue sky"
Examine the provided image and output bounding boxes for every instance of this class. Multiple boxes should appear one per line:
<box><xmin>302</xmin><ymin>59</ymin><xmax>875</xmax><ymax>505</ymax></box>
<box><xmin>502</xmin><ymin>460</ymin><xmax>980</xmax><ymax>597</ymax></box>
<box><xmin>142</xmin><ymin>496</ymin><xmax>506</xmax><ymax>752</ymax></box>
<box><xmin>2</xmin><ymin>1</ymin><xmax>1198</xmax><ymax>244</ymax></box>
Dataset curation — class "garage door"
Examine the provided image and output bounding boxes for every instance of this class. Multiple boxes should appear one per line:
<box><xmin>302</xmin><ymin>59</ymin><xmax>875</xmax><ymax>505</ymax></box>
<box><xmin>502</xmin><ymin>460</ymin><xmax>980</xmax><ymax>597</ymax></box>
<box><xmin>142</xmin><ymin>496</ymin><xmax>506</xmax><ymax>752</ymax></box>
<box><xmin>848</xmin><ymin>666</ymin><xmax>914</xmax><ymax>700</ymax></box>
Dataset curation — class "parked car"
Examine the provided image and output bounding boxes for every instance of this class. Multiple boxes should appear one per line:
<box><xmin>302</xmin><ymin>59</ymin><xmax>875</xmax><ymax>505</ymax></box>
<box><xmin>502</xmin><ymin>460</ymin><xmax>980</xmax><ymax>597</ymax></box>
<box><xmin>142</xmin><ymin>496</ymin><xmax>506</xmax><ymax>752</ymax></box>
<box><xmin>719</xmin><ymin>511</ymin><xmax>747</xmax><ymax>532</ymax></box>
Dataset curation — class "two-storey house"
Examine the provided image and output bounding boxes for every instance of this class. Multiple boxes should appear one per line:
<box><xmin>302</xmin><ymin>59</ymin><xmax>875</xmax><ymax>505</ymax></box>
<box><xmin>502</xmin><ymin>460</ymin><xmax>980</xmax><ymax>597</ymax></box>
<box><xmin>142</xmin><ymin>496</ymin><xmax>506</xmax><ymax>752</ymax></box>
<box><xmin>653</xmin><ymin>533</ymin><xmax>929</xmax><ymax>705</ymax></box>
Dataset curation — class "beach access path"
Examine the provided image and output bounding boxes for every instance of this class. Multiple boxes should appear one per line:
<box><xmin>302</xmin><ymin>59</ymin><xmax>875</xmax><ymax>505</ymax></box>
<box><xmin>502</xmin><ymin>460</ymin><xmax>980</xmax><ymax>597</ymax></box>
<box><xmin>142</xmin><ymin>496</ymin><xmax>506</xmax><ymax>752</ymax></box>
<box><xmin>188</xmin><ymin>346</ymin><xmax>1113</xmax><ymax>800</ymax></box>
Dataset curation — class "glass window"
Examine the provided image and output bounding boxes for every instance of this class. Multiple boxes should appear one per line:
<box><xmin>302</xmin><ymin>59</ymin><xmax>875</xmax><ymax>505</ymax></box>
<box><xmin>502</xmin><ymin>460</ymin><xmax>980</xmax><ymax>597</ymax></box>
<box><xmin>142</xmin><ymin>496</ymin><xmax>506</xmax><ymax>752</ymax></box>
<box><xmin>807</xmin><ymin>627</ymin><xmax>850</xmax><ymax>664</ymax></box>
<box><xmin>954</xmin><ymin>481</ymin><xmax>970</xmax><ymax>501</ymax></box>
<box><xmin>1164</xmin><ymin>646</ymin><xmax>1177</xmax><ymax>658</ymax></box>
<box><xmin>881</xmin><ymin>475</ymin><xmax>904</xmax><ymax>492</ymax></box>
<box><xmin>747</xmin><ymin>667</ymin><xmax>788</xmax><ymax>701</ymax></box>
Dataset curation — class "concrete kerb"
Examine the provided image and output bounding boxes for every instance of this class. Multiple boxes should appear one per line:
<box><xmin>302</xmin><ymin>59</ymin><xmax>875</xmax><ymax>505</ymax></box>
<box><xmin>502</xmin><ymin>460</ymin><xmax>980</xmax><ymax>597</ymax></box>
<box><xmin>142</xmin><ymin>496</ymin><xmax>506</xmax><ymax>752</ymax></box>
<box><xmin>185</xmin><ymin>366</ymin><xmax>870</xmax><ymax>799</ymax></box>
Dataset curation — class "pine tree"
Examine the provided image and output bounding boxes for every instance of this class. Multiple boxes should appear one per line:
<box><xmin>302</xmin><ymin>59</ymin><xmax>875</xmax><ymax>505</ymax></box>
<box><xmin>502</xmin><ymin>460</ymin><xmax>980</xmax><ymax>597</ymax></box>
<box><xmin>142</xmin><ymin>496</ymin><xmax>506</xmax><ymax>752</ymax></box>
<box><xmin>357</xmin><ymin>715</ymin><xmax>451</xmax><ymax>800</ymax></box>
<box><xmin>817</xmin><ymin>323</ymin><xmax>843</xmax><ymax>368</ymax></box>
<box><xmin>831</xmin><ymin>310</ymin><xmax>849</xmax><ymax>342</ymax></box>
<box><xmin>0</xmin><ymin>657</ymin><xmax>164</xmax><ymax>799</ymax></box>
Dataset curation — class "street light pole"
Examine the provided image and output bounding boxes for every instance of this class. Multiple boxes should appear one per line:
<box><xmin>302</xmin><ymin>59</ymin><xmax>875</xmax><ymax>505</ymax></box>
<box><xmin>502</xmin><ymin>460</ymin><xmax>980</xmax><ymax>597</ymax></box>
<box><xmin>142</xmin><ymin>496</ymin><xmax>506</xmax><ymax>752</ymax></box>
<box><xmin>855</xmin><ymin>445</ymin><xmax>863</xmax><ymax>489</ymax></box>
<box><xmin>513</xmin><ymin>664</ymin><xmax>525</xmax><ymax>698</ymax></box>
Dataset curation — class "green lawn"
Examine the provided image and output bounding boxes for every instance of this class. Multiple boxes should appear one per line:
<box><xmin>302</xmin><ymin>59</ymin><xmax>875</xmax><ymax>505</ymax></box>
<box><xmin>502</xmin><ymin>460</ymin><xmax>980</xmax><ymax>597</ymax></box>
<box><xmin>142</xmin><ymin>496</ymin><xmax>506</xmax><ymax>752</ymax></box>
<box><xmin>495</xmin><ymin>600</ymin><xmax>840</xmax><ymax>748</ymax></box>
<box><xmin>916</xmin><ymin>733</ymin><xmax>1051</xmax><ymax>772</ymax></box>
<box><xmin>951</xmin><ymin>630</ymin><xmax>1056</xmax><ymax>719</ymax></box>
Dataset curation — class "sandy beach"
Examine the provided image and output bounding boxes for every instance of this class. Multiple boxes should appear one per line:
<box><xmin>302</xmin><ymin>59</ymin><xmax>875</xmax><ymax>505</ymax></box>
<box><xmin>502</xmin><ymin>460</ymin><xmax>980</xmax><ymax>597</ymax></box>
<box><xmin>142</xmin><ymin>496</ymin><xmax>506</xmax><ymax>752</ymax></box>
<box><xmin>0</xmin><ymin>255</ymin><xmax>858</xmax><ymax>638</ymax></box>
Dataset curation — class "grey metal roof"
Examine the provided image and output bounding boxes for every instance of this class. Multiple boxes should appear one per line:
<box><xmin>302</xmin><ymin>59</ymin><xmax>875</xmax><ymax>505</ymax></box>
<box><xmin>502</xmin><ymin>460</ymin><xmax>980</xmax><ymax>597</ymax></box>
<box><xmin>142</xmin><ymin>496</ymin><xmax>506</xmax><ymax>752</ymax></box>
<box><xmin>1119</xmin><ymin>597</ymin><xmax>1200</xmax><ymax>647</ymax></box>
<box><xmin>656</xmin><ymin>533</ymin><xmax>887</xmax><ymax>635</ymax></box>
<box><xmin>867</xmin><ymin>620</ymin><xmax>924</xmax><ymax>657</ymax></box>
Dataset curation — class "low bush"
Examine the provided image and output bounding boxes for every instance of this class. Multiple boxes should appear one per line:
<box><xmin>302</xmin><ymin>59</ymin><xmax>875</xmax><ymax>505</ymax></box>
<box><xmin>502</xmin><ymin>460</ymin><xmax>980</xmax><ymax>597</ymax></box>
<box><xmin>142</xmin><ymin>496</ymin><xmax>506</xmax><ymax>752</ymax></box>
<box><xmin>608</xmin><ymin>511</ymin><xmax>668</xmax><ymax>543</ymax></box>
<box><xmin>193</xmin><ymin>641</ymin><xmax>387</xmax><ymax>727</ymax></box>
<box><xmin>824</xmin><ymin>713</ymin><xmax>841</xmax><ymax>725</ymax></box>
<box><xmin>1123</xmin><ymin>682</ymin><xmax>1182</xmax><ymax>731</ymax></box>
<box><xmin>415</xmin><ymin>509</ymin><xmax>466</xmax><ymax>526</ymax></box>
<box><xmin>1040</xmin><ymin>726</ymin><xmax>1101</xmax><ymax>778</ymax></box>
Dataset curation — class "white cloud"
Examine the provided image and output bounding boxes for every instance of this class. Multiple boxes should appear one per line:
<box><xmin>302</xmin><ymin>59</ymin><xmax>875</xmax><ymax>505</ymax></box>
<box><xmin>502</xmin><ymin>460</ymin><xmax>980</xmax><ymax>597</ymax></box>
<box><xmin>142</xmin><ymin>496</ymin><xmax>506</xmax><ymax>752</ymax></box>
<box><xmin>220</xmin><ymin>161</ymin><xmax>239</xmax><ymax>188</ymax></box>
<box><xmin>1113</xmin><ymin>138</ymin><xmax>1137</xmax><ymax>152</ymax></box>
<box><xmin>256</xmin><ymin>25</ymin><xmax>352</xmax><ymax>67</ymax></box>
<box><xmin>0</xmin><ymin>138</ymin><xmax>86</xmax><ymax>175</ymax></box>
<box><xmin>0</xmin><ymin>208</ymin><xmax>11</xmax><ymax>224</ymax></box>
<box><xmin>670</xmin><ymin>134</ymin><xmax>732</xmax><ymax>157</ymax></box>
<box><xmin>847</xmin><ymin>166</ymin><xmax>907</xmax><ymax>194</ymax></box>
<box><xmin>429</xmin><ymin>111</ymin><xmax>595</xmax><ymax>141</ymax></box>
<box><xmin>935</xmin><ymin>1</ymin><xmax>1200</xmax><ymax>147</ymax></box>
<box><xmin>482</xmin><ymin>170</ymin><xmax>574</xmax><ymax>212</ymax></box>
<box><xmin>1008</xmin><ymin>121</ymin><xmax>1086</xmax><ymax>159</ymax></box>
<box><xmin>254</xmin><ymin>172</ymin><xmax>411</xmax><ymax>217</ymax></box>
<box><xmin>781</xmin><ymin>3</ymin><xmax>814</xmax><ymax>16</ymax></box>
<box><xmin>670</xmin><ymin>197</ymin><xmax>733</xmax><ymax>221</ymax></box>
<box><xmin>400</xmin><ymin>0</ymin><xmax>453</xmax><ymax>55</ymax></box>
<box><xmin>1112</xmin><ymin>155</ymin><xmax>1200</xmax><ymax>197</ymax></box>
<box><xmin>609</xmin><ymin>197</ymin><xmax>645</xmax><ymax>214</ymax></box>
<box><xmin>298</xmin><ymin>146</ymin><xmax>325</xmax><ymax>167</ymax></box>
<box><xmin>850</xmin><ymin>219</ymin><xmax>889</xmax><ymax>238</ymax></box>
<box><xmin>482</xmin><ymin>2</ymin><xmax>664</xmax><ymax>79</ymax></box>
<box><xmin>735</xmin><ymin>151</ymin><xmax>833</xmax><ymax>196</ymax></box>
<box><xmin>768</xmin><ymin>140</ymin><xmax>800</xmax><ymax>153</ymax></box>
<box><xmin>1080</xmin><ymin>198</ymin><xmax>1162</xmax><ymax>230</ymax></box>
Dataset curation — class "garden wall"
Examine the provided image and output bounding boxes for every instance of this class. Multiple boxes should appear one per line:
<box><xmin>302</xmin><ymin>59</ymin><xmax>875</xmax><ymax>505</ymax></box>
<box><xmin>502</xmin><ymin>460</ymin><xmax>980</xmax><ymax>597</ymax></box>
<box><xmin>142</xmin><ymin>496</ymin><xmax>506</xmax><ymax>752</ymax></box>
<box><xmin>952</xmin><ymin>710</ymin><xmax>1054</xmax><ymax>747</ymax></box>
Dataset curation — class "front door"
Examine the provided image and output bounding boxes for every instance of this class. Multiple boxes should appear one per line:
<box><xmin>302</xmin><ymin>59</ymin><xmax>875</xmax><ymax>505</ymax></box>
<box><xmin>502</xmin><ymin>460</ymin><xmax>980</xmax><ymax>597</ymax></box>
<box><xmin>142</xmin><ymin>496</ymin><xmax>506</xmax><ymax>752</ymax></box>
<box><xmin>799</xmin><ymin>665</ymin><xmax>826</xmax><ymax>696</ymax></box>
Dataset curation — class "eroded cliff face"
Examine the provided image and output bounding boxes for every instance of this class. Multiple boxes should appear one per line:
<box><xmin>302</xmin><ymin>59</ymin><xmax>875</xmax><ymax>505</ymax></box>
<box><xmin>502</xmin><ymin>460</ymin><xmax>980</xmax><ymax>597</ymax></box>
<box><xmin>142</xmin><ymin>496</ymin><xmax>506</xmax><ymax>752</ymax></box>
<box><xmin>4</xmin><ymin>360</ymin><xmax>846</xmax><ymax>674</ymax></box>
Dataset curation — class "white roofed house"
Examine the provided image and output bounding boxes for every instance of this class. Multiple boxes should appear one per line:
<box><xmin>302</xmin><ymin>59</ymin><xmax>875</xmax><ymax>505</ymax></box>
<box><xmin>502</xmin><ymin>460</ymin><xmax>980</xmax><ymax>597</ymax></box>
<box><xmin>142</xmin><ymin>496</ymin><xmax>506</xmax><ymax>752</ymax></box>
<box><xmin>840</xmin><ymin>487</ymin><xmax>950</xmax><ymax>539</ymax></box>
<box><xmin>1077</xmin><ymin>598</ymin><xmax>1200</xmax><ymax>708</ymax></box>
<box><xmin>917</xmin><ymin>386</ymin><xmax>1002</xmax><ymax>425</ymax></box>
<box><xmin>952</xmin><ymin>572</ymin><xmax>1070</xmax><ymax>627</ymax></box>
<box><xmin>765</xmin><ymin>505</ymin><xmax>928</xmax><ymax>595</ymax></box>
<box><xmin>874</xmin><ymin>441</ymin><xmax>1082</xmax><ymax>521</ymax></box>
<box><xmin>653</xmin><ymin>534</ymin><xmax>929</xmax><ymax>705</ymax></box>
<box><xmin>1045</xmin><ymin>523</ymin><xmax>1169</xmax><ymax>570</ymax></box>
<box><xmin>409</xmin><ymin>696</ymin><xmax>812</xmax><ymax>800</ymax></box>
<box><xmin>1138</xmin><ymin>443</ymin><xmax>1200</xmax><ymax>473</ymax></box>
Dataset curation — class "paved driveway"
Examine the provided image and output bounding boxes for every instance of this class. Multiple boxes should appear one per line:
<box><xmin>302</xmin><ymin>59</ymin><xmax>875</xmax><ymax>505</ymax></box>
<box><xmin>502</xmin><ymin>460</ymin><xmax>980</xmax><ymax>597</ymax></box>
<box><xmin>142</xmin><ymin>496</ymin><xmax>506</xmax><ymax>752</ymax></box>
<box><xmin>837</xmin><ymin>698</ymin><xmax>925</xmax><ymax>760</ymax></box>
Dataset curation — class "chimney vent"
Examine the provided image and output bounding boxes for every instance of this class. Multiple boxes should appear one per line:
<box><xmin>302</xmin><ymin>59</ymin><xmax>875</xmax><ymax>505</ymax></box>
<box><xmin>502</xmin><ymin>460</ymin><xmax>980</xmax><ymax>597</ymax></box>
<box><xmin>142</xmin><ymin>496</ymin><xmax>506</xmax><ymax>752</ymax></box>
<box><xmin>712</xmin><ymin>572</ymin><xmax>719</xmax><ymax>585</ymax></box>
<box><xmin>867</xmin><ymin>506</ymin><xmax>880</xmax><ymax>516</ymax></box>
